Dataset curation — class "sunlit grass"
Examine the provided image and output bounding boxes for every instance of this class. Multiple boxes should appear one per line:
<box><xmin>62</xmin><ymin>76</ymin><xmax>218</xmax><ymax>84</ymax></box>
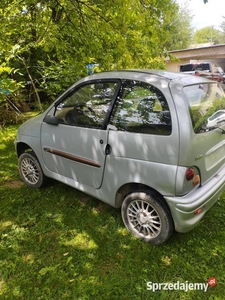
<box><xmin>0</xmin><ymin>125</ymin><xmax>19</xmax><ymax>185</ymax></box>
<box><xmin>62</xmin><ymin>232</ymin><xmax>98</xmax><ymax>250</ymax></box>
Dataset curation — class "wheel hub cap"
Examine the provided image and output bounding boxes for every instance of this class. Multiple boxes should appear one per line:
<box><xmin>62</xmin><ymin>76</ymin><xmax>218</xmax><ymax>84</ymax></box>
<box><xmin>138</xmin><ymin>213</ymin><xmax>148</xmax><ymax>224</ymax></box>
<box><xmin>127</xmin><ymin>200</ymin><xmax>161</xmax><ymax>238</ymax></box>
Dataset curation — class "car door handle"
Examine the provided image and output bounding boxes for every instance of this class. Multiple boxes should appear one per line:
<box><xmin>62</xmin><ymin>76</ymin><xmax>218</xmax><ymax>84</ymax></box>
<box><xmin>105</xmin><ymin>144</ymin><xmax>112</xmax><ymax>155</ymax></box>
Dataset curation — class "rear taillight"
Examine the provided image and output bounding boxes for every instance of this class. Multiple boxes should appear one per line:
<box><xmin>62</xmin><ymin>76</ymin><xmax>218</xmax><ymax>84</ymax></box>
<box><xmin>186</xmin><ymin>168</ymin><xmax>195</xmax><ymax>181</ymax></box>
<box><xmin>186</xmin><ymin>168</ymin><xmax>200</xmax><ymax>186</ymax></box>
<box><xmin>217</xmin><ymin>75</ymin><xmax>223</xmax><ymax>82</ymax></box>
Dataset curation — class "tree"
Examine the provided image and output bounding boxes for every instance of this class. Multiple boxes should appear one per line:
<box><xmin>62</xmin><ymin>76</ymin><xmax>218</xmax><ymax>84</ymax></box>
<box><xmin>192</xmin><ymin>26</ymin><xmax>224</xmax><ymax>45</ymax></box>
<box><xmin>0</xmin><ymin>0</ymin><xmax>180</xmax><ymax>104</ymax></box>
<box><xmin>165</xmin><ymin>2</ymin><xmax>193</xmax><ymax>50</ymax></box>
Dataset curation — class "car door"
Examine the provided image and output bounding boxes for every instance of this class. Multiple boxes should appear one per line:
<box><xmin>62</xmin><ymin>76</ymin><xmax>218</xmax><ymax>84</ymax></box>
<box><xmin>106</xmin><ymin>79</ymin><xmax>179</xmax><ymax>195</ymax></box>
<box><xmin>41</xmin><ymin>80</ymin><xmax>119</xmax><ymax>188</ymax></box>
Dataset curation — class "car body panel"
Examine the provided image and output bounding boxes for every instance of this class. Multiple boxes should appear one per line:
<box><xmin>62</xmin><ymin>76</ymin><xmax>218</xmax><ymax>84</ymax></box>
<box><xmin>169</xmin><ymin>80</ymin><xmax>225</xmax><ymax>185</ymax></box>
<box><xmin>166</xmin><ymin>163</ymin><xmax>225</xmax><ymax>232</ymax></box>
<box><xmin>41</xmin><ymin>123</ymin><xmax>108</xmax><ymax>188</ymax></box>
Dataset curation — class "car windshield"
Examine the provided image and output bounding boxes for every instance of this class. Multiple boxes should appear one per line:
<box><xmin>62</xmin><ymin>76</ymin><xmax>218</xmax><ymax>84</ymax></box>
<box><xmin>183</xmin><ymin>83</ymin><xmax>225</xmax><ymax>134</ymax></box>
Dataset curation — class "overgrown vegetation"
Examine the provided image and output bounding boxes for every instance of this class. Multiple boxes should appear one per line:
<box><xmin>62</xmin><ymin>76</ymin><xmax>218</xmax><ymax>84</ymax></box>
<box><xmin>2</xmin><ymin>1</ymin><xmax>221</xmax><ymax>127</ymax></box>
<box><xmin>0</xmin><ymin>0</ymin><xmax>193</xmax><ymax>111</ymax></box>
<box><xmin>1</xmin><ymin>125</ymin><xmax>225</xmax><ymax>299</ymax></box>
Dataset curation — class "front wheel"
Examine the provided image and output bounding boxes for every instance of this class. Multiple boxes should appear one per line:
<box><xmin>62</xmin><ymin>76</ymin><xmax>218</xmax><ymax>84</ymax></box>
<box><xmin>121</xmin><ymin>191</ymin><xmax>174</xmax><ymax>245</ymax></box>
<box><xmin>18</xmin><ymin>152</ymin><xmax>47</xmax><ymax>188</ymax></box>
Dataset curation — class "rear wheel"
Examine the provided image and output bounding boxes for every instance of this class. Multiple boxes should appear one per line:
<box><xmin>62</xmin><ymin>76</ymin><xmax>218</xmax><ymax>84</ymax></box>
<box><xmin>121</xmin><ymin>191</ymin><xmax>174</xmax><ymax>245</ymax></box>
<box><xmin>18</xmin><ymin>152</ymin><xmax>47</xmax><ymax>188</ymax></box>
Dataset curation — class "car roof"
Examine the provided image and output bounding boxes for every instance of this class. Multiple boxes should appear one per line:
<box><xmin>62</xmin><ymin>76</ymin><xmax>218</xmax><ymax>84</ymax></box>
<box><xmin>78</xmin><ymin>69</ymin><xmax>216</xmax><ymax>87</ymax></box>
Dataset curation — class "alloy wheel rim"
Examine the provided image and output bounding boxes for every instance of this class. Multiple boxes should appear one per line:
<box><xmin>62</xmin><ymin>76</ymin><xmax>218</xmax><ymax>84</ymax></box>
<box><xmin>21</xmin><ymin>158</ymin><xmax>39</xmax><ymax>184</ymax></box>
<box><xmin>127</xmin><ymin>200</ymin><xmax>161</xmax><ymax>238</ymax></box>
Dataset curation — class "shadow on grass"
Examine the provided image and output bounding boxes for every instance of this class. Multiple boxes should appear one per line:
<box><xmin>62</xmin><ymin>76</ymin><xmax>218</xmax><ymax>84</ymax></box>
<box><xmin>0</xmin><ymin>180</ymin><xmax>225</xmax><ymax>299</ymax></box>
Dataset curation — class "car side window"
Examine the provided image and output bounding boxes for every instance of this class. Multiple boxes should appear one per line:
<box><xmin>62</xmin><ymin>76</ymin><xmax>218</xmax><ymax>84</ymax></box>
<box><xmin>55</xmin><ymin>82</ymin><xmax>118</xmax><ymax>128</ymax></box>
<box><xmin>109</xmin><ymin>80</ymin><xmax>172</xmax><ymax>135</ymax></box>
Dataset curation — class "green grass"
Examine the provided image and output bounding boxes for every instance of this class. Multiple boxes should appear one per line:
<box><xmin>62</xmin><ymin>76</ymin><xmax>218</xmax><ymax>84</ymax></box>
<box><xmin>1</xmin><ymin>125</ymin><xmax>225</xmax><ymax>299</ymax></box>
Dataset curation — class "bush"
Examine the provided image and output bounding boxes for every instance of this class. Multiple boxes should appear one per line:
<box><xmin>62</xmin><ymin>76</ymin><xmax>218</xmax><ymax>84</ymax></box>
<box><xmin>0</xmin><ymin>108</ymin><xmax>25</xmax><ymax>128</ymax></box>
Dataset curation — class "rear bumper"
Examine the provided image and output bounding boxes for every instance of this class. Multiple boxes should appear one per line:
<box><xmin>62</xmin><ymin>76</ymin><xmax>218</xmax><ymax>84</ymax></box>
<box><xmin>165</xmin><ymin>166</ymin><xmax>225</xmax><ymax>233</ymax></box>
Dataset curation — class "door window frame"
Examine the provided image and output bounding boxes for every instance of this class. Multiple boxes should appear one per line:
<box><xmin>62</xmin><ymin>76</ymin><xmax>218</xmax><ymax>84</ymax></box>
<box><xmin>53</xmin><ymin>79</ymin><xmax>121</xmax><ymax>130</ymax></box>
<box><xmin>108</xmin><ymin>79</ymin><xmax>172</xmax><ymax>135</ymax></box>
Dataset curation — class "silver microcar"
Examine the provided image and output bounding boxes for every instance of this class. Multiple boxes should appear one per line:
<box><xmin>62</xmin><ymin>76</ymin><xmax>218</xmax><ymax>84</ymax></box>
<box><xmin>15</xmin><ymin>70</ymin><xmax>225</xmax><ymax>244</ymax></box>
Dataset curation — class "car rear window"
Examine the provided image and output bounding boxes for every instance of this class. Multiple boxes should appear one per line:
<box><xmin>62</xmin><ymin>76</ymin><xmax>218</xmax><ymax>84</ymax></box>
<box><xmin>183</xmin><ymin>83</ymin><xmax>225</xmax><ymax>134</ymax></box>
<box><xmin>181</xmin><ymin>63</ymin><xmax>211</xmax><ymax>72</ymax></box>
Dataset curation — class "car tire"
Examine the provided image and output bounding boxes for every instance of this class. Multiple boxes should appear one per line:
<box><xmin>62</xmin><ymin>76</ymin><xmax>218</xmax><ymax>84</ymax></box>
<box><xmin>121</xmin><ymin>191</ymin><xmax>174</xmax><ymax>245</ymax></box>
<box><xmin>18</xmin><ymin>152</ymin><xmax>47</xmax><ymax>188</ymax></box>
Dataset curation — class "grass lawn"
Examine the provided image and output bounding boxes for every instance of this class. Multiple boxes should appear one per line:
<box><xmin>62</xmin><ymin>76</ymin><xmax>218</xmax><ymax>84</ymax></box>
<box><xmin>0</xmin><ymin>125</ymin><xmax>225</xmax><ymax>299</ymax></box>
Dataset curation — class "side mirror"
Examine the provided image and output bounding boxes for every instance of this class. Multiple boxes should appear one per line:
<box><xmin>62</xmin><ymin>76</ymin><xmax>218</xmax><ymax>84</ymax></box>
<box><xmin>43</xmin><ymin>115</ymin><xmax>60</xmax><ymax>125</ymax></box>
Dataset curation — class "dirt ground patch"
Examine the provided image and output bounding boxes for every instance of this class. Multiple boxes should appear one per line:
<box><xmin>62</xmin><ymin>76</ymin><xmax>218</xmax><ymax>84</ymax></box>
<box><xmin>3</xmin><ymin>180</ymin><xmax>24</xmax><ymax>188</ymax></box>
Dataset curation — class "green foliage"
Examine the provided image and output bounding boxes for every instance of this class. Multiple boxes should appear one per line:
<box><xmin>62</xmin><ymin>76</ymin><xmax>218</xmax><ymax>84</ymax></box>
<box><xmin>0</xmin><ymin>66</ymin><xmax>25</xmax><ymax>104</ymax></box>
<box><xmin>165</xmin><ymin>2</ymin><xmax>192</xmax><ymax>50</ymax></box>
<box><xmin>38</xmin><ymin>61</ymin><xmax>82</xmax><ymax>98</ymax></box>
<box><xmin>0</xmin><ymin>0</ymin><xmax>189</xmax><ymax>102</ymax></box>
<box><xmin>1</xmin><ymin>125</ymin><xmax>225</xmax><ymax>299</ymax></box>
<box><xmin>193</xmin><ymin>26</ymin><xmax>224</xmax><ymax>45</ymax></box>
